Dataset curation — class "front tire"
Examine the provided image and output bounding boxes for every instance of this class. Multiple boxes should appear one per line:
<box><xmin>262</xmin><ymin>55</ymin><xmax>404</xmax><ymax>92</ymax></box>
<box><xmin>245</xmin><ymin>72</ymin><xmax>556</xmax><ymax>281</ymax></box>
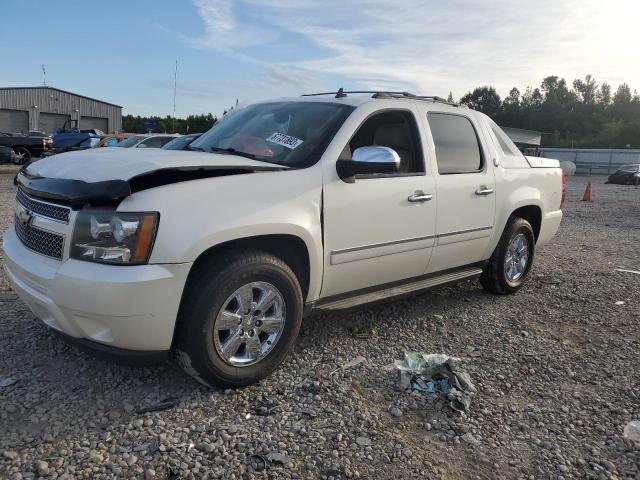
<box><xmin>481</xmin><ymin>217</ymin><xmax>535</xmax><ymax>295</ymax></box>
<box><xmin>13</xmin><ymin>147</ymin><xmax>31</xmax><ymax>165</ymax></box>
<box><xmin>175</xmin><ymin>249</ymin><xmax>303</xmax><ymax>387</ymax></box>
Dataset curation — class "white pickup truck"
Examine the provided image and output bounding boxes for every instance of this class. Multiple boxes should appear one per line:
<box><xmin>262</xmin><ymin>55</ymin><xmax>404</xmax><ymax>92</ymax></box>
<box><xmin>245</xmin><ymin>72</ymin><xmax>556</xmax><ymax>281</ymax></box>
<box><xmin>3</xmin><ymin>91</ymin><xmax>564</xmax><ymax>387</ymax></box>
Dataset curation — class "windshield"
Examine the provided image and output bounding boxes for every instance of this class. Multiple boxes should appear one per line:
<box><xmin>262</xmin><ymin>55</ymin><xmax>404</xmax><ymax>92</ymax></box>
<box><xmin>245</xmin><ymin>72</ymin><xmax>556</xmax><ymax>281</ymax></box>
<box><xmin>191</xmin><ymin>102</ymin><xmax>354</xmax><ymax>168</ymax></box>
<box><xmin>114</xmin><ymin>135</ymin><xmax>147</xmax><ymax>147</ymax></box>
<box><xmin>162</xmin><ymin>135</ymin><xmax>198</xmax><ymax>150</ymax></box>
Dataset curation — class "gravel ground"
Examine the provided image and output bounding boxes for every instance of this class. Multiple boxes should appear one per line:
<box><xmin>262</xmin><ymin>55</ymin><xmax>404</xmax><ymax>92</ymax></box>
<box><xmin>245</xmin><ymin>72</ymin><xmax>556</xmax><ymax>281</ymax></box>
<box><xmin>0</xmin><ymin>170</ymin><xmax>638</xmax><ymax>480</ymax></box>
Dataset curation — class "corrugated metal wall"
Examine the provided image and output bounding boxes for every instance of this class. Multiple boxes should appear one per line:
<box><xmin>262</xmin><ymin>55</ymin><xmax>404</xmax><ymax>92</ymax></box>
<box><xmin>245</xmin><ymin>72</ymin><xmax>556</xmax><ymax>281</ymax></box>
<box><xmin>0</xmin><ymin>87</ymin><xmax>121</xmax><ymax>133</ymax></box>
<box><xmin>539</xmin><ymin>148</ymin><xmax>640</xmax><ymax>174</ymax></box>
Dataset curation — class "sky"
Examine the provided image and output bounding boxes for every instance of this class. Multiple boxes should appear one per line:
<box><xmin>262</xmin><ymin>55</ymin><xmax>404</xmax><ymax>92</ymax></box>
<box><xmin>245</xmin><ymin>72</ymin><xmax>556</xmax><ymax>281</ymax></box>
<box><xmin>1</xmin><ymin>0</ymin><xmax>639</xmax><ymax>118</ymax></box>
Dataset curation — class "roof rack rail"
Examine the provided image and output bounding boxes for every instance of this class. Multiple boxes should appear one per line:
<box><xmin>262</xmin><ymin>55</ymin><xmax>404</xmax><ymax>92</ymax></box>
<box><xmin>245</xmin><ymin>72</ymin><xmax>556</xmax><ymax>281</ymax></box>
<box><xmin>301</xmin><ymin>89</ymin><xmax>460</xmax><ymax>106</ymax></box>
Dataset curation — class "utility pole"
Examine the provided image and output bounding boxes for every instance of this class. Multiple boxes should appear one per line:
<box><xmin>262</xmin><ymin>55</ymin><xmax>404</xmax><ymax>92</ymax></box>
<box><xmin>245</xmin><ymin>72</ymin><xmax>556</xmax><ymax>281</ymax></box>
<box><xmin>172</xmin><ymin>60</ymin><xmax>178</xmax><ymax>133</ymax></box>
<box><xmin>42</xmin><ymin>64</ymin><xmax>46</xmax><ymax>86</ymax></box>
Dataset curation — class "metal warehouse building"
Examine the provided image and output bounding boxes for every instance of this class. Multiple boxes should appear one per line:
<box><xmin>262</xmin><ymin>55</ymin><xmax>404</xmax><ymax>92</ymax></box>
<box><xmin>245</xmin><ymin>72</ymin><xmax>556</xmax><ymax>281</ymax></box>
<box><xmin>0</xmin><ymin>86</ymin><xmax>121</xmax><ymax>134</ymax></box>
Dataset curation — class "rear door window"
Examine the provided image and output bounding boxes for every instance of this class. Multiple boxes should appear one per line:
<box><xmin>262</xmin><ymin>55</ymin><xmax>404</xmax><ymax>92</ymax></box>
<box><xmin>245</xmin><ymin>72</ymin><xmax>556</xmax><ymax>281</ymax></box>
<box><xmin>427</xmin><ymin>113</ymin><xmax>483</xmax><ymax>174</ymax></box>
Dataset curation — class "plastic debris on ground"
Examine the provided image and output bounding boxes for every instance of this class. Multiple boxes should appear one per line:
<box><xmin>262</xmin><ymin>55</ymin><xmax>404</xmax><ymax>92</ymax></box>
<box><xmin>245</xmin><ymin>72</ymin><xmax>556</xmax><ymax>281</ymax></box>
<box><xmin>330</xmin><ymin>355</ymin><xmax>366</xmax><ymax>375</ymax></box>
<box><xmin>395</xmin><ymin>351</ymin><xmax>477</xmax><ymax>413</ymax></box>
<box><xmin>248</xmin><ymin>452</ymin><xmax>292</xmax><ymax>471</ymax></box>
<box><xmin>136</xmin><ymin>396</ymin><xmax>180</xmax><ymax>414</ymax></box>
<box><xmin>624</xmin><ymin>420</ymin><xmax>640</xmax><ymax>444</ymax></box>
<box><xmin>0</xmin><ymin>377</ymin><xmax>18</xmax><ymax>387</ymax></box>
<box><xmin>615</xmin><ymin>268</ymin><xmax>640</xmax><ymax>275</ymax></box>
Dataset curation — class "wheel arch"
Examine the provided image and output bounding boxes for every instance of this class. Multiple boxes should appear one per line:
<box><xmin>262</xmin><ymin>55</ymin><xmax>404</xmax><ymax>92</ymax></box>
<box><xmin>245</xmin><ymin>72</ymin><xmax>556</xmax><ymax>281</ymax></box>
<box><xmin>510</xmin><ymin>205</ymin><xmax>542</xmax><ymax>241</ymax></box>
<box><xmin>171</xmin><ymin>234</ymin><xmax>312</xmax><ymax>349</ymax></box>
<box><xmin>183</xmin><ymin>233</ymin><xmax>311</xmax><ymax>302</ymax></box>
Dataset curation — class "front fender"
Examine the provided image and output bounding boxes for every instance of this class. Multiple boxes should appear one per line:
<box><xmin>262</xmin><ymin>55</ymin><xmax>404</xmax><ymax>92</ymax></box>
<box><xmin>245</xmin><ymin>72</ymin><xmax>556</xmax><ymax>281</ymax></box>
<box><xmin>119</xmin><ymin>167</ymin><xmax>325</xmax><ymax>300</ymax></box>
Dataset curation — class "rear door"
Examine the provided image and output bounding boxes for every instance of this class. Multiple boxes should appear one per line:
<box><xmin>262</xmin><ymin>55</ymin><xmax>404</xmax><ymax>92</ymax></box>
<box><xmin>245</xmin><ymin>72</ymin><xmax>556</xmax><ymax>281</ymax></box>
<box><xmin>423</xmin><ymin>111</ymin><xmax>496</xmax><ymax>273</ymax></box>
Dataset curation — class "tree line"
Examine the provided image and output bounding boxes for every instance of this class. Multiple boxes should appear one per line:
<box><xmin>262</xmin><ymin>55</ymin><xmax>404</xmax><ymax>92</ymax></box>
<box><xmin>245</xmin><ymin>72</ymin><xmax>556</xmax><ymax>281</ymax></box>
<box><xmin>122</xmin><ymin>113</ymin><xmax>217</xmax><ymax>135</ymax></box>
<box><xmin>123</xmin><ymin>76</ymin><xmax>639</xmax><ymax>149</ymax></box>
<box><xmin>455</xmin><ymin>75</ymin><xmax>640</xmax><ymax>149</ymax></box>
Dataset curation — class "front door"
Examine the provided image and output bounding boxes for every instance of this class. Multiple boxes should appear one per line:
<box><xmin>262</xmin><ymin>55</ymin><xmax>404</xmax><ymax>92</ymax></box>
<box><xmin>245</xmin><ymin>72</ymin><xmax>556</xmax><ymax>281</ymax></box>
<box><xmin>423</xmin><ymin>111</ymin><xmax>496</xmax><ymax>273</ymax></box>
<box><xmin>321</xmin><ymin>108</ymin><xmax>437</xmax><ymax>297</ymax></box>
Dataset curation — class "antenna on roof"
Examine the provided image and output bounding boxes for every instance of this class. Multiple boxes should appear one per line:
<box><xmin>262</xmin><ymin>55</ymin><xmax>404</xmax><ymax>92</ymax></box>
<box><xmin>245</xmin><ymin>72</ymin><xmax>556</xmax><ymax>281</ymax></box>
<box><xmin>41</xmin><ymin>64</ymin><xmax>46</xmax><ymax>87</ymax></box>
<box><xmin>335</xmin><ymin>87</ymin><xmax>347</xmax><ymax>98</ymax></box>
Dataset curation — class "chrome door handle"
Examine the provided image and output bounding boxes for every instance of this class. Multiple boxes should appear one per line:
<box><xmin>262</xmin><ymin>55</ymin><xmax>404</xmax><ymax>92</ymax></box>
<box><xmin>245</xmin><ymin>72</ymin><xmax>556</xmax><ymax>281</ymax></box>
<box><xmin>475</xmin><ymin>186</ymin><xmax>494</xmax><ymax>196</ymax></box>
<box><xmin>408</xmin><ymin>191</ymin><xmax>433</xmax><ymax>203</ymax></box>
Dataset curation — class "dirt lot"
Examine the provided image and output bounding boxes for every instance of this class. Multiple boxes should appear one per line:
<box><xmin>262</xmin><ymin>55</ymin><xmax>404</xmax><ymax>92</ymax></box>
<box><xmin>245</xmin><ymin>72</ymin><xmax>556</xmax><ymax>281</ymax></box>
<box><xmin>0</xmin><ymin>171</ymin><xmax>638</xmax><ymax>480</ymax></box>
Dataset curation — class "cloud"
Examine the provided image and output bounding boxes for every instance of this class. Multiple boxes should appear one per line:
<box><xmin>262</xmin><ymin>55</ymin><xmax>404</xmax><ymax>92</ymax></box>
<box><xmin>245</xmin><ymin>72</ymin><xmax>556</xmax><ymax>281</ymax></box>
<box><xmin>183</xmin><ymin>0</ymin><xmax>640</xmax><ymax>99</ymax></box>
<box><xmin>263</xmin><ymin>65</ymin><xmax>316</xmax><ymax>90</ymax></box>
<box><xmin>189</xmin><ymin>0</ymin><xmax>277</xmax><ymax>51</ymax></box>
<box><xmin>149</xmin><ymin>79</ymin><xmax>223</xmax><ymax>99</ymax></box>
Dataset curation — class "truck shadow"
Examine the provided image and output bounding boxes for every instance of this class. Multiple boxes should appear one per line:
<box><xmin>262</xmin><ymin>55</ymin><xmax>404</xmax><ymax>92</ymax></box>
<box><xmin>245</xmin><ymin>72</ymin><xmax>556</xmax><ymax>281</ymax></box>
<box><xmin>297</xmin><ymin>279</ymin><xmax>496</xmax><ymax>351</ymax></box>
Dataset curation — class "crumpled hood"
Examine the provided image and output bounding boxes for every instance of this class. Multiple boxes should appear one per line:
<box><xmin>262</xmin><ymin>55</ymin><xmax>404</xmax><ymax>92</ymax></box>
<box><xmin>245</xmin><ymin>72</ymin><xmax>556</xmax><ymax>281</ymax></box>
<box><xmin>18</xmin><ymin>148</ymin><xmax>287</xmax><ymax>207</ymax></box>
<box><xmin>25</xmin><ymin>148</ymin><xmax>283</xmax><ymax>182</ymax></box>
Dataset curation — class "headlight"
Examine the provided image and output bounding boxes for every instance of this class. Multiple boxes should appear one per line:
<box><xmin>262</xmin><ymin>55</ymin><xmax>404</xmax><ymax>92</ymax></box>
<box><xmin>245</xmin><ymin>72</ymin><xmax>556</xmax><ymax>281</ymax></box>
<box><xmin>71</xmin><ymin>209</ymin><xmax>159</xmax><ymax>265</ymax></box>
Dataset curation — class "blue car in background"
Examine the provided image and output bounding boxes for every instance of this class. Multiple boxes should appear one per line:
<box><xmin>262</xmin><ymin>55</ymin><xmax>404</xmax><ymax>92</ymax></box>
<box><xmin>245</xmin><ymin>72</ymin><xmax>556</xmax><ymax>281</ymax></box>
<box><xmin>51</xmin><ymin>120</ymin><xmax>105</xmax><ymax>154</ymax></box>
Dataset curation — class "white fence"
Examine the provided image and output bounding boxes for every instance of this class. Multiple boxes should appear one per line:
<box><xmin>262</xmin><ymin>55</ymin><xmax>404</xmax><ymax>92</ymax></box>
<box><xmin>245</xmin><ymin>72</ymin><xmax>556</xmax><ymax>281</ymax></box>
<box><xmin>538</xmin><ymin>148</ymin><xmax>640</xmax><ymax>175</ymax></box>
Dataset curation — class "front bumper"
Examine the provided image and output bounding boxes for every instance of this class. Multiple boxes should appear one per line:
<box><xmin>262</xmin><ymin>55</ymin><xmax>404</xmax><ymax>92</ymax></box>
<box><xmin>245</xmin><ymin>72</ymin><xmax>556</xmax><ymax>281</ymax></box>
<box><xmin>3</xmin><ymin>227</ymin><xmax>192</xmax><ymax>352</ymax></box>
<box><xmin>52</xmin><ymin>329</ymin><xmax>169</xmax><ymax>366</ymax></box>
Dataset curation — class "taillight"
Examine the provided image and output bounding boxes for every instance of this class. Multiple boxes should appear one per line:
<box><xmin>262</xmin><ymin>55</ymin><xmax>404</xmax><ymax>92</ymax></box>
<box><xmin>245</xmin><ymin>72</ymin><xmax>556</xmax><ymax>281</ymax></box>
<box><xmin>560</xmin><ymin>170</ymin><xmax>566</xmax><ymax>209</ymax></box>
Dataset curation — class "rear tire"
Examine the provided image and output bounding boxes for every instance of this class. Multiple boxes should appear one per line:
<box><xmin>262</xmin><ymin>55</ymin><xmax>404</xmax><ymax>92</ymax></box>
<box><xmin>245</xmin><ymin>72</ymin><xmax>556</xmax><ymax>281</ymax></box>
<box><xmin>175</xmin><ymin>249</ymin><xmax>303</xmax><ymax>387</ymax></box>
<box><xmin>481</xmin><ymin>217</ymin><xmax>535</xmax><ymax>295</ymax></box>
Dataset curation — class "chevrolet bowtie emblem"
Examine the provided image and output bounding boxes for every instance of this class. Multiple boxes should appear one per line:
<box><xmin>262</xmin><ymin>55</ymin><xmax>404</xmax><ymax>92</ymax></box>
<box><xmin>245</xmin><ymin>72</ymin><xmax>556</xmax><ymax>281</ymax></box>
<box><xmin>18</xmin><ymin>210</ymin><xmax>33</xmax><ymax>226</ymax></box>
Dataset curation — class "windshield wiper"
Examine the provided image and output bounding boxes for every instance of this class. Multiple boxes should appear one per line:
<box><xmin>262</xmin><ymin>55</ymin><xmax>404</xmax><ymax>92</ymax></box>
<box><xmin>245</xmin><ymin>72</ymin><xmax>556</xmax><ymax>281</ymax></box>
<box><xmin>186</xmin><ymin>145</ymin><xmax>205</xmax><ymax>152</ymax></box>
<box><xmin>207</xmin><ymin>146</ymin><xmax>256</xmax><ymax>159</ymax></box>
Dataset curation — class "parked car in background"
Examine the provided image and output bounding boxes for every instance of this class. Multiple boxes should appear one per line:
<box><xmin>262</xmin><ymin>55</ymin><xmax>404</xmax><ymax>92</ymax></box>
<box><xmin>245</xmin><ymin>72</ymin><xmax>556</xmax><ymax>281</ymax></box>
<box><xmin>96</xmin><ymin>133</ymin><xmax>137</xmax><ymax>148</ymax></box>
<box><xmin>0</xmin><ymin>145</ymin><xmax>17</xmax><ymax>164</ymax></box>
<box><xmin>606</xmin><ymin>164</ymin><xmax>640</xmax><ymax>185</ymax></box>
<box><xmin>3</xmin><ymin>91</ymin><xmax>564</xmax><ymax>387</ymax></box>
<box><xmin>51</xmin><ymin>120</ymin><xmax>105</xmax><ymax>154</ymax></box>
<box><xmin>0</xmin><ymin>132</ymin><xmax>52</xmax><ymax>163</ymax></box>
<box><xmin>162</xmin><ymin>133</ymin><xmax>203</xmax><ymax>150</ymax></box>
<box><xmin>26</xmin><ymin>130</ymin><xmax>49</xmax><ymax>138</ymax></box>
<box><xmin>111</xmin><ymin>134</ymin><xmax>179</xmax><ymax>149</ymax></box>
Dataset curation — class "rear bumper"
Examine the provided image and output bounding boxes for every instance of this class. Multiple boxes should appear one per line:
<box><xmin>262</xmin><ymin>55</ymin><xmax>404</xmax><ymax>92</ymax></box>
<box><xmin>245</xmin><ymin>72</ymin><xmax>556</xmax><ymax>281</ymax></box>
<box><xmin>3</xmin><ymin>227</ymin><xmax>192</xmax><ymax>351</ymax></box>
<box><xmin>537</xmin><ymin>209</ymin><xmax>563</xmax><ymax>246</ymax></box>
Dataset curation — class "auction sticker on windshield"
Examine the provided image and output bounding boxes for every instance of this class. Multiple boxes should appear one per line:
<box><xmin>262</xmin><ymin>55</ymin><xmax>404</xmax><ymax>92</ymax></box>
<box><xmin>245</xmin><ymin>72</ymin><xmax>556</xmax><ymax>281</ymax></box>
<box><xmin>267</xmin><ymin>132</ymin><xmax>304</xmax><ymax>149</ymax></box>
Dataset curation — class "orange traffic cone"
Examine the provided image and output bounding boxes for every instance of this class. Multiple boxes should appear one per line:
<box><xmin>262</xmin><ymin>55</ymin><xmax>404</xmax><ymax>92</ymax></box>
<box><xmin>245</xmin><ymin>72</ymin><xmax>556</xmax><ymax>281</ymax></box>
<box><xmin>582</xmin><ymin>181</ymin><xmax>592</xmax><ymax>202</ymax></box>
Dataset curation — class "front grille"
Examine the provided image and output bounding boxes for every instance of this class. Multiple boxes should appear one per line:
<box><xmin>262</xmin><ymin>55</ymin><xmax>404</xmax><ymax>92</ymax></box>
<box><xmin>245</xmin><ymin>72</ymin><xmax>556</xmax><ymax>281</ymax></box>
<box><xmin>16</xmin><ymin>189</ymin><xmax>70</xmax><ymax>223</ymax></box>
<box><xmin>14</xmin><ymin>215</ymin><xmax>64</xmax><ymax>259</ymax></box>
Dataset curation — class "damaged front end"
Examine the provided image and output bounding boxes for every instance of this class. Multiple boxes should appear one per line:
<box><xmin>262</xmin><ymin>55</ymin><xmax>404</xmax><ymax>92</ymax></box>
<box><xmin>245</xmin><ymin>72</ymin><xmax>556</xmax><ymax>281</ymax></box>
<box><xmin>15</xmin><ymin>163</ymin><xmax>288</xmax><ymax>208</ymax></box>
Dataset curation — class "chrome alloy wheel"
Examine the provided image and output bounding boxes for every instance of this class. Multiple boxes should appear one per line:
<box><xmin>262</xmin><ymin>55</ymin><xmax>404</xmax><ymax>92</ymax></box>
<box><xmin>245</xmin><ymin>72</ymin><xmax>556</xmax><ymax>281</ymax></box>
<box><xmin>504</xmin><ymin>233</ymin><xmax>529</xmax><ymax>282</ymax></box>
<box><xmin>213</xmin><ymin>282</ymin><xmax>285</xmax><ymax>366</ymax></box>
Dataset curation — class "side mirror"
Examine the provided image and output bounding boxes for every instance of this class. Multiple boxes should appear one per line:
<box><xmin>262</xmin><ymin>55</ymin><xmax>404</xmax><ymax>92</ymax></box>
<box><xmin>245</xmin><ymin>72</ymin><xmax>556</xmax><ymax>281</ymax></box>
<box><xmin>136</xmin><ymin>143</ymin><xmax>147</xmax><ymax>148</ymax></box>
<box><xmin>336</xmin><ymin>146</ymin><xmax>400</xmax><ymax>183</ymax></box>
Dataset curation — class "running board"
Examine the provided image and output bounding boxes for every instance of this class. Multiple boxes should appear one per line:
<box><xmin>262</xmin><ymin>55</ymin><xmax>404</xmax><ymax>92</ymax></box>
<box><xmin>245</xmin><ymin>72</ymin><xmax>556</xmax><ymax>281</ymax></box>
<box><xmin>314</xmin><ymin>267</ymin><xmax>483</xmax><ymax>311</ymax></box>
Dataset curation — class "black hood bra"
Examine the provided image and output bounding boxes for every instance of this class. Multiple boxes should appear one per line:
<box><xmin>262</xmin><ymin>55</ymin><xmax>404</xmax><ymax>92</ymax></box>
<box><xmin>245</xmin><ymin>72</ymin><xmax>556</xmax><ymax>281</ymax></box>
<box><xmin>16</xmin><ymin>163</ymin><xmax>288</xmax><ymax>208</ymax></box>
